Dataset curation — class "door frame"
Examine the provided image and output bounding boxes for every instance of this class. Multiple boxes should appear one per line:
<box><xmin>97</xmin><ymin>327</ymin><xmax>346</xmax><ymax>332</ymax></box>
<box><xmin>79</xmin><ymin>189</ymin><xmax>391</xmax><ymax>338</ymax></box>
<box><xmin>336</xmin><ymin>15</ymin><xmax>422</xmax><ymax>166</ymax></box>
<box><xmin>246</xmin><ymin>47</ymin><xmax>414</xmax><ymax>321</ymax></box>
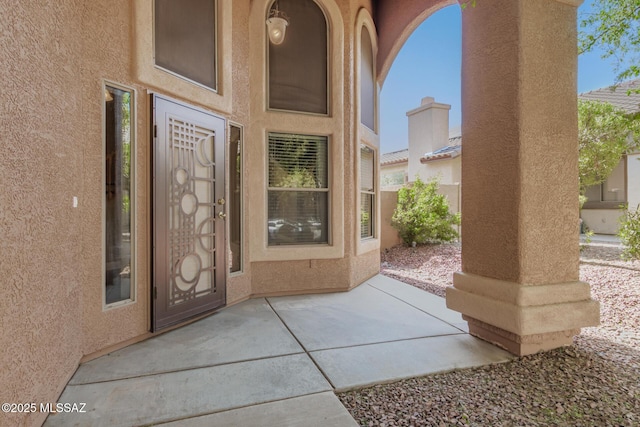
<box><xmin>150</xmin><ymin>93</ymin><xmax>227</xmax><ymax>331</ymax></box>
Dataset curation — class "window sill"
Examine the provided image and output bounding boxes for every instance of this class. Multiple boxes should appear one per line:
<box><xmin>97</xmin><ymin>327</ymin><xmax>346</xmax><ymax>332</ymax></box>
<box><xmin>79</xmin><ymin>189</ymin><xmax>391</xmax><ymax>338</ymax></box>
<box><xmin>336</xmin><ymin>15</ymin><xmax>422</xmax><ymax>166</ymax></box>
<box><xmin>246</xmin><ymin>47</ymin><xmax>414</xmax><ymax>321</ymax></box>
<box><xmin>582</xmin><ymin>202</ymin><xmax>627</xmax><ymax>210</ymax></box>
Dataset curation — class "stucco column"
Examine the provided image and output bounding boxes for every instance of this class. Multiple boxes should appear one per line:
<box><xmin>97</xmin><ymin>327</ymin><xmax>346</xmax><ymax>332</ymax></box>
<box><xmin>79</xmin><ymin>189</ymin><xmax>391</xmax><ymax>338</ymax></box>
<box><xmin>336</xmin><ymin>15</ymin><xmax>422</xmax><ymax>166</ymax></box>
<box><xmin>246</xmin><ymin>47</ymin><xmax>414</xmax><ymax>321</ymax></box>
<box><xmin>446</xmin><ymin>0</ymin><xmax>599</xmax><ymax>356</ymax></box>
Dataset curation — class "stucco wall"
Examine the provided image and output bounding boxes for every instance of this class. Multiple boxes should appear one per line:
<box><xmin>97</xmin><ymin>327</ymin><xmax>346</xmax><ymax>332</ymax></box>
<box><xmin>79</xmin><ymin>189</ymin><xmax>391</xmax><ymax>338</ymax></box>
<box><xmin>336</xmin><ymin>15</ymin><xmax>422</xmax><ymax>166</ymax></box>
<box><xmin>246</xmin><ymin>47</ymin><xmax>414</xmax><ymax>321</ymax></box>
<box><xmin>417</xmin><ymin>157</ymin><xmax>461</xmax><ymax>185</ymax></box>
<box><xmin>628</xmin><ymin>153</ymin><xmax>640</xmax><ymax>211</ymax></box>
<box><xmin>1</xmin><ymin>2</ymin><xmax>86</xmax><ymax>426</ymax></box>
<box><xmin>2</xmin><ymin>1</ymin><xmax>381</xmax><ymax>423</ymax></box>
<box><xmin>460</xmin><ymin>0</ymin><xmax>580</xmax><ymax>284</ymax></box>
<box><xmin>380</xmin><ymin>191</ymin><xmax>403</xmax><ymax>249</ymax></box>
<box><xmin>581</xmin><ymin>209</ymin><xmax>625</xmax><ymax>235</ymax></box>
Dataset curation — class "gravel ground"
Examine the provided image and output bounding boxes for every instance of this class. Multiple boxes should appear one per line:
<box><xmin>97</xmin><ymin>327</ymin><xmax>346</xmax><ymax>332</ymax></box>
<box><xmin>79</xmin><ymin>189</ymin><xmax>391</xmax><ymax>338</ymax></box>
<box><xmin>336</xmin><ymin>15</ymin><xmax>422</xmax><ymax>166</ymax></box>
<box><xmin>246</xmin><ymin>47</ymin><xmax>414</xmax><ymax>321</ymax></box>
<box><xmin>338</xmin><ymin>242</ymin><xmax>640</xmax><ymax>426</ymax></box>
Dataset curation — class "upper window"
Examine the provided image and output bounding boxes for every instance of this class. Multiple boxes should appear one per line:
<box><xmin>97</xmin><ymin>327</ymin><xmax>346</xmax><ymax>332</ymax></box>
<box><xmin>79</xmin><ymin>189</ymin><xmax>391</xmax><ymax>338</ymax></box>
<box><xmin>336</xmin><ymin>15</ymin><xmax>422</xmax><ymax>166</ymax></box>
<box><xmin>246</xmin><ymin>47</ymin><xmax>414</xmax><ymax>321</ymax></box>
<box><xmin>268</xmin><ymin>0</ymin><xmax>328</xmax><ymax>114</ymax></box>
<box><xmin>268</xmin><ymin>133</ymin><xmax>329</xmax><ymax>245</ymax></box>
<box><xmin>360</xmin><ymin>26</ymin><xmax>375</xmax><ymax>130</ymax></box>
<box><xmin>155</xmin><ymin>0</ymin><xmax>217</xmax><ymax>90</ymax></box>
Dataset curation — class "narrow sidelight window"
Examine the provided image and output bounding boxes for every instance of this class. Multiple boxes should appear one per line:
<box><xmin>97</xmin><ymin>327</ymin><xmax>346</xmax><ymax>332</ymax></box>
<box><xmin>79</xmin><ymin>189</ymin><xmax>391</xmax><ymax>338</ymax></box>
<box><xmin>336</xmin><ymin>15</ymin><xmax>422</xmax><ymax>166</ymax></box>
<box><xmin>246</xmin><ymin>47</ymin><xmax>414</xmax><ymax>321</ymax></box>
<box><xmin>360</xmin><ymin>144</ymin><xmax>375</xmax><ymax>239</ymax></box>
<box><xmin>105</xmin><ymin>84</ymin><xmax>134</xmax><ymax>306</ymax></box>
<box><xmin>155</xmin><ymin>0</ymin><xmax>217</xmax><ymax>90</ymax></box>
<box><xmin>229</xmin><ymin>124</ymin><xmax>243</xmax><ymax>273</ymax></box>
<box><xmin>268</xmin><ymin>133</ymin><xmax>329</xmax><ymax>245</ymax></box>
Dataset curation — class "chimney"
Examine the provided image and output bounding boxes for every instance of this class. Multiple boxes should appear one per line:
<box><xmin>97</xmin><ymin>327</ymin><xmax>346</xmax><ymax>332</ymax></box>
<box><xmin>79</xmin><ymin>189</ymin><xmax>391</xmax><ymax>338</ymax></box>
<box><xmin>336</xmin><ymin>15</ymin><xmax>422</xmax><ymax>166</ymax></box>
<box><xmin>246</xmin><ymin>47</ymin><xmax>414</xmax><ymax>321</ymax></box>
<box><xmin>406</xmin><ymin>96</ymin><xmax>450</xmax><ymax>182</ymax></box>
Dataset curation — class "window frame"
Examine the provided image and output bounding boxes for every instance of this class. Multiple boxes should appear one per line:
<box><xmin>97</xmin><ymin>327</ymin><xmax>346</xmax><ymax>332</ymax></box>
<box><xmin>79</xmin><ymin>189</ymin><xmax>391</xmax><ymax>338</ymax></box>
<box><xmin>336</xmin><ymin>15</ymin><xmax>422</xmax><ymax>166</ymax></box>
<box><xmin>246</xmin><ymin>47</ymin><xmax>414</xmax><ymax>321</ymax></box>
<box><xmin>266</xmin><ymin>132</ymin><xmax>331</xmax><ymax>246</ymax></box>
<box><xmin>359</xmin><ymin>24</ymin><xmax>376</xmax><ymax>132</ymax></box>
<box><xmin>266</xmin><ymin>0</ymin><xmax>331</xmax><ymax>117</ymax></box>
<box><xmin>102</xmin><ymin>80</ymin><xmax>136</xmax><ymax>310</ymax></box>
<box><xmin>153</xmin><ymin>0</ymin><xmax>219</xmax><ymax>92</ymax></box>
<box><xmin>134</xmin><ymin>0</ymin><xmax>232</xmax><ymax>113</ymax></box>
<box><xmin>583</xmin><ymin>156</ymin><xmax>628</xmax><ymax>210</ymax></box>
<box><xmin>360</xmin><ymin>143</ymin><xmax>376</xmax><ymax>240</ymax></box>
<box><xmin>355</xmin><ymin>9</ymin><xmax>380</xmax><ymax>254</ymax></box>
<box><xmin>228</xmin><ymin>122</ymin><xmax>244</xmax><ymax>274</ymax></box>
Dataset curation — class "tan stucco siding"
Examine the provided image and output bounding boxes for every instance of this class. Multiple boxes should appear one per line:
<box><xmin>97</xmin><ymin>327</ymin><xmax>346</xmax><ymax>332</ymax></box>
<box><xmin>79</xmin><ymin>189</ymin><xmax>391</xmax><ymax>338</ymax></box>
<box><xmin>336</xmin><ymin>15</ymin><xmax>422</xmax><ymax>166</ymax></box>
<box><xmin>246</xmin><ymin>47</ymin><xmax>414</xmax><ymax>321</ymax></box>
<box><xmin>1</xmin><ymin>2</ymin><xmax>86</xmax><ymax>426</ymax></box>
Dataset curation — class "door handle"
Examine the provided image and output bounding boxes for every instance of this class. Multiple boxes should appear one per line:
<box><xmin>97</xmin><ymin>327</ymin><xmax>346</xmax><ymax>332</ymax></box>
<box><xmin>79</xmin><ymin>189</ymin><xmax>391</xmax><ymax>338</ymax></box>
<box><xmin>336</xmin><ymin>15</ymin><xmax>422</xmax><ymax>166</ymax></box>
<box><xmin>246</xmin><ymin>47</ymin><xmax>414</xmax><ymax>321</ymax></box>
<box><xmin>218</xmin><ymin>211</ymin><xmax>227</xmax><ymax>219</ymax></box>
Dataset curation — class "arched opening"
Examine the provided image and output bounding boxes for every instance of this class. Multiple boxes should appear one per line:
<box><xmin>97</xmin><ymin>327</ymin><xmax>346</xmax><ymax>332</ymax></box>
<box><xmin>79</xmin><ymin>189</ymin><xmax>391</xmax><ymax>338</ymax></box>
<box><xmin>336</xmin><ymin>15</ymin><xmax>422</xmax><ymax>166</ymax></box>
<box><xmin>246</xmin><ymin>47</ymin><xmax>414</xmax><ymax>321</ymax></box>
<box><xmin>375</xmin><ymin>0</ymin><xmax>599</xmax><ymax>356</ymax></box>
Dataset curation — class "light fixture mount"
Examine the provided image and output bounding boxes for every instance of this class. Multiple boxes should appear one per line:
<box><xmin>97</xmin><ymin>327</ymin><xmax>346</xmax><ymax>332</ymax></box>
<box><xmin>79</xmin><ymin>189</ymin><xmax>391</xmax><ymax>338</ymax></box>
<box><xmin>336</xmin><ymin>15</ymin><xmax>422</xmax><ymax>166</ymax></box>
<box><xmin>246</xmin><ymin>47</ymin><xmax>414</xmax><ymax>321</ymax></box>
<box><xmin>266</xmin><ymin>1</ymin><xmax>289</xmax><ymax>45</ymax></box>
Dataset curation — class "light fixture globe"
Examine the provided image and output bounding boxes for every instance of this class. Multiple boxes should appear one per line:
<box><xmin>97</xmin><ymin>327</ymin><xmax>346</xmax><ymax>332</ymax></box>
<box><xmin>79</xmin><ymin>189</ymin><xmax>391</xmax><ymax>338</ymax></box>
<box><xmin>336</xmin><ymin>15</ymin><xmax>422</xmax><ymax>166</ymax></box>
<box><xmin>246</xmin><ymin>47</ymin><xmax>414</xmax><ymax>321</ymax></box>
<box><xmin>267</xmin><ymin>14</ymin><xmax>288</xmax><ymax>45</ymax></box>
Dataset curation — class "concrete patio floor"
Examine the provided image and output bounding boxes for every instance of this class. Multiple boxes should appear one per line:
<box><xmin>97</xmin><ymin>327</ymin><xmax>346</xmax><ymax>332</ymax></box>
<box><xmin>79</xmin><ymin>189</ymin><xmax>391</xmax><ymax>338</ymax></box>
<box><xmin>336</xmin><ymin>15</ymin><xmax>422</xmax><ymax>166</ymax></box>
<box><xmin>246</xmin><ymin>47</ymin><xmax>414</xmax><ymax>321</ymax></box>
<box><xmin>44</xmin><ymin>275</ymin><xmax>513</xmax><ymax>427</ymax></box>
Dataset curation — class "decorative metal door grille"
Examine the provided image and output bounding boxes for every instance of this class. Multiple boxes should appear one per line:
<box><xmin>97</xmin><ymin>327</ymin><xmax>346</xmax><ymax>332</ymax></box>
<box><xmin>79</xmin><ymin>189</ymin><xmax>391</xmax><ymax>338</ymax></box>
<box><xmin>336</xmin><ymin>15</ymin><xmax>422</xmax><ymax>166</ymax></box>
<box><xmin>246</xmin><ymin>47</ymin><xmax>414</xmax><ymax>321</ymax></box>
<box><xmin>153</xmin><ymin>95</ymin><xmax>226</xmax><ymax>330</ymax></box>
<box><xmin>168</xmin><ymin>118</ymin><xmax>216</xmax><ymax>305</ymax></box>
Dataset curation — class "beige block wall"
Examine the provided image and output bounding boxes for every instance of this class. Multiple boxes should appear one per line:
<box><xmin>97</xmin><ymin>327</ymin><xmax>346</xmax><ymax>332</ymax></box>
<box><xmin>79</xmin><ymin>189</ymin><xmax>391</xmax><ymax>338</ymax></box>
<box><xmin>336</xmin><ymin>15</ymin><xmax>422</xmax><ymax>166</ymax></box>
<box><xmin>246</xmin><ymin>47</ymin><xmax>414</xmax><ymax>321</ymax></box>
<box><xmin>381</xmin><ymin>191</ymin><xmax>403</xmax><ymax>249</ymax></box>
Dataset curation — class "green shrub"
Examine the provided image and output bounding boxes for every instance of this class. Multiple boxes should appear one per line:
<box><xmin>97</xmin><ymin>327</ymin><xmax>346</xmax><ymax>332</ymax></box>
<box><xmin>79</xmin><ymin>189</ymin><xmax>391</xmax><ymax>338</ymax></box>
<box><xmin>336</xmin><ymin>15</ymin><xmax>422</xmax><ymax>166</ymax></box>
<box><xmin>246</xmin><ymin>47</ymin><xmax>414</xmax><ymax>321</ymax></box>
<box><xmin>391</xmin><ymin>176</ymin><xmax>460</xmax><ymax>245</ymax></box>
<box><xmin>619</xmin><ymin>205</ymin><xmax>640</xmax><ymax>261</ymax></box>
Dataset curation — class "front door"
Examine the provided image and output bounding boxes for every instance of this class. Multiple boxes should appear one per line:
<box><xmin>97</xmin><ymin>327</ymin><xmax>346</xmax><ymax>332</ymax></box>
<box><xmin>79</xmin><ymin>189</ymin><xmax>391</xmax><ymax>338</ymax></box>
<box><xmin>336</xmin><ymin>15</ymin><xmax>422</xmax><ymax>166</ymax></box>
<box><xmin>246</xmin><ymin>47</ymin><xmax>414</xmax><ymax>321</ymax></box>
<box><xmin>152</xmin><ymin>95</ymin><xmax>226</xmax><ymax>330</ymax></box>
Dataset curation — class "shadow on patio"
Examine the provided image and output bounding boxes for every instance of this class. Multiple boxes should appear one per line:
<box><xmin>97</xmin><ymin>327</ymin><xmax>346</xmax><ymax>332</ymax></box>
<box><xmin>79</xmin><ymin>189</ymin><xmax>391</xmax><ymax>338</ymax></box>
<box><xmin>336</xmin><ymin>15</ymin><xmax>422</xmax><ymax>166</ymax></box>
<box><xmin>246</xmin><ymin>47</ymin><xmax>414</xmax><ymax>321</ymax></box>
<box><xmin>44</xmin><ymin>275</ymin><xmax>512</xmax><ymax>427</ymax></box>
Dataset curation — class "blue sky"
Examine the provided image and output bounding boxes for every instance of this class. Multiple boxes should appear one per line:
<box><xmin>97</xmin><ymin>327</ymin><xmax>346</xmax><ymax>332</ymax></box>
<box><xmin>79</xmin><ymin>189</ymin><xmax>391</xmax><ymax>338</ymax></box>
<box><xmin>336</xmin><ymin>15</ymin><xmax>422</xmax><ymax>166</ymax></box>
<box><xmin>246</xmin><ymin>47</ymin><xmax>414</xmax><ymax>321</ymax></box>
<box><xmin>379</xmin><ymin>0</ymin><xmax>627</xmax><ymax>153</ymax></box>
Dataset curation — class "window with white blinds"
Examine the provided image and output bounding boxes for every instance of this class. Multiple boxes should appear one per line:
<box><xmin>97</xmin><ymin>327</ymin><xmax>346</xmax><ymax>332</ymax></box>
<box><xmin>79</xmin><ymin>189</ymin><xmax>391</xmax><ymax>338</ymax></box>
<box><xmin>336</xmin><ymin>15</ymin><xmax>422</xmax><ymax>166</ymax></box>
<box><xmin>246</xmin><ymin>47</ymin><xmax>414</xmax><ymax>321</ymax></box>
<box><xmin>360</xmin><ymin>144</ymin><xmax>375</xmax><ymax>239</ymax></box>
<box><xmin>268</xmin><ymin>133</ymin><xmax>329</xmax><ymax>245</ymax></box>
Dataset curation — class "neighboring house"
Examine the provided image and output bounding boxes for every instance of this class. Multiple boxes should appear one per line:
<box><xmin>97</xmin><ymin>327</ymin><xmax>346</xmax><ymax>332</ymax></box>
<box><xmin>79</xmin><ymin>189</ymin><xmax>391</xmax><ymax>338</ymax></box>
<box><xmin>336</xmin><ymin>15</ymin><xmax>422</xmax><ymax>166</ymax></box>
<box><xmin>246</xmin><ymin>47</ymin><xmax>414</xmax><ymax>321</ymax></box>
<box><xmin>382</xmin><ymin>97</ymin><xmax>461</xmax><ymax>190</ymax></box>
<box><xmin>380</xmin><ymin>149</ymin><xmax>409</xmax><ymax>187</ymax></box>
<box><xmin>382</xmin><ymin>81</ymin><xmax>640</xmax><ymax>235</ymax></box>
<box><xmin>380</xmin><ymin>97</ymin><xmax>461</xmax><ymax>249</ymax></box>
<box><xmin>2</xmin><ymin>2</ymin><xmax>600</xmax><ymax>423</ymax></box>
<box><xmin>579</xmin><ymin>79</ymin><xmax>640</xmax><ymax>234</ymax></box>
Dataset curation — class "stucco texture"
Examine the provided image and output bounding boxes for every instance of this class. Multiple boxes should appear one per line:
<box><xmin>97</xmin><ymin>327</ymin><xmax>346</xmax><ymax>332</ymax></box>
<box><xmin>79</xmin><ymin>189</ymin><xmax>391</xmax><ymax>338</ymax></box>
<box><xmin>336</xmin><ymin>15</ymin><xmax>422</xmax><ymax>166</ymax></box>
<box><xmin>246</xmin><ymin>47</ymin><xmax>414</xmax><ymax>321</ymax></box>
<box><xmin>460</xmin><ymin>0</ymin><xmax>580</xmax><ymax>284</ymax></box>
<box><xmin>1</xmin><ymin>2</ymin><xmax>85</xmax><ymax>426</ymax></box>
<box><xmin>2</xmin><ymin>3</ymin><xmax>382</xmax><ymax>423</ymax></box>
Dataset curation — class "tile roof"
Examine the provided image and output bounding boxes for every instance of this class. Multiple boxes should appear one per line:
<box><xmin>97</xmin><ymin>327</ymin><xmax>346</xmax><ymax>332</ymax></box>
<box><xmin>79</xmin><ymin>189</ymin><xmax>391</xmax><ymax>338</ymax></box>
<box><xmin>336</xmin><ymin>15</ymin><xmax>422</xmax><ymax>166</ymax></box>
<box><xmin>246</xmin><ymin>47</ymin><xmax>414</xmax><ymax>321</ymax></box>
<box><xmin>579</xmin><ymin>79</ymin><xmax>640</xmax><ymax>114</ymax></box>
<box><xmin>382</xmin><ymin>80</ymin><xmax>640</xmax><ymax>164</ymax></box>
<box><xmin>380</xmin><ymin>149</ymin><xmax>409</xmax><ymax>165</ymax></box>
<box><xmin>381</xmin><ymin>136</ymin><xmax>462</xmax><ymax>165</ymax></box>
<box><xmin>420</xmin><ymin>143</ymin><xmax>461</xmax><ymax>162</ymax></box>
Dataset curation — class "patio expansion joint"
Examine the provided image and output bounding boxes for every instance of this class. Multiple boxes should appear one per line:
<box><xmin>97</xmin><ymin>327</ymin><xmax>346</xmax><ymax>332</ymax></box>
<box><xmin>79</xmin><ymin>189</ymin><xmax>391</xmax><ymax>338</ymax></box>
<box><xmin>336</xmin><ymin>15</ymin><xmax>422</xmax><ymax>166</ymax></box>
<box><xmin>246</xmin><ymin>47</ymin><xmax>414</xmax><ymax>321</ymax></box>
<box><xmin>307</xmin><ymin>333</ymin><xmax>469</xmax><ymax>354</ymax></box>
<box><xmin>151</xmin><ymin>391</ymin><xmax>338</xmax><ymax>426</ymax></box>
<box><xmin>265</xmin><ymin>297</ymin><xmax>338</xmax><ymax>390</ymax></box>
<box><xmin>67</xmin><ymin>351</ymin><xmax>306</xmax><ymax>386</ymax></box>
<box><xmin>366</xmin><ymin>281</ymin><xmax>467</xmax><ymax>332</ymax></box>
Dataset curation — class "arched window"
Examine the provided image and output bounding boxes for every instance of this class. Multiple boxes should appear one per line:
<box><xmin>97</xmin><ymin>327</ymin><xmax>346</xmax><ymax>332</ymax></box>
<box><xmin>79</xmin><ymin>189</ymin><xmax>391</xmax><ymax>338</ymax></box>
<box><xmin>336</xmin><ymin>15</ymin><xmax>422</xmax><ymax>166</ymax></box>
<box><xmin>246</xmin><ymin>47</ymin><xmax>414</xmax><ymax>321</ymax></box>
<box><xmin>268</xmin><ymin>0</ymin><xmax>328</xmax><ymax>114</ymax></box>
<box><xmin>360</xmin><ymin>26</ymin><xmax>375</xmax><ymax>130</ymax></box>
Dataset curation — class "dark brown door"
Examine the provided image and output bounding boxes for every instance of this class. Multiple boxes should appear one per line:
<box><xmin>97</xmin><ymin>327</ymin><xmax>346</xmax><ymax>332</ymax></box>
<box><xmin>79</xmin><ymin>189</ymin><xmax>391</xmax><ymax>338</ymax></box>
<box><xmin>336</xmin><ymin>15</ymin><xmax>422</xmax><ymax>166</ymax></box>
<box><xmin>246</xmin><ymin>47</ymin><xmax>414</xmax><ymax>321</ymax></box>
<box><xmin>152</xmin><ymin>95</ymin><xmax>226</xmax><ymax>330</ymax></box>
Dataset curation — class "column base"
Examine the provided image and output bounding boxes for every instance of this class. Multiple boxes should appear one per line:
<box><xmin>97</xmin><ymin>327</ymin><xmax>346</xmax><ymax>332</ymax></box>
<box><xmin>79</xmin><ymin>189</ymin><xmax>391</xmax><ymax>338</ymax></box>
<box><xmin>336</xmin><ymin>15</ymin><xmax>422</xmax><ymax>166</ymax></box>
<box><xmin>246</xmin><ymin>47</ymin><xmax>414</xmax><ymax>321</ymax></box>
<box><xmin>464</xmin><ymin>316</ymin><xmax>579</xmax><ymax>356</ymax></box>
<box><xmin>446</xmin><ymin>272</ymin><xmax>599</xmax><ymax>356</ymax></box>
